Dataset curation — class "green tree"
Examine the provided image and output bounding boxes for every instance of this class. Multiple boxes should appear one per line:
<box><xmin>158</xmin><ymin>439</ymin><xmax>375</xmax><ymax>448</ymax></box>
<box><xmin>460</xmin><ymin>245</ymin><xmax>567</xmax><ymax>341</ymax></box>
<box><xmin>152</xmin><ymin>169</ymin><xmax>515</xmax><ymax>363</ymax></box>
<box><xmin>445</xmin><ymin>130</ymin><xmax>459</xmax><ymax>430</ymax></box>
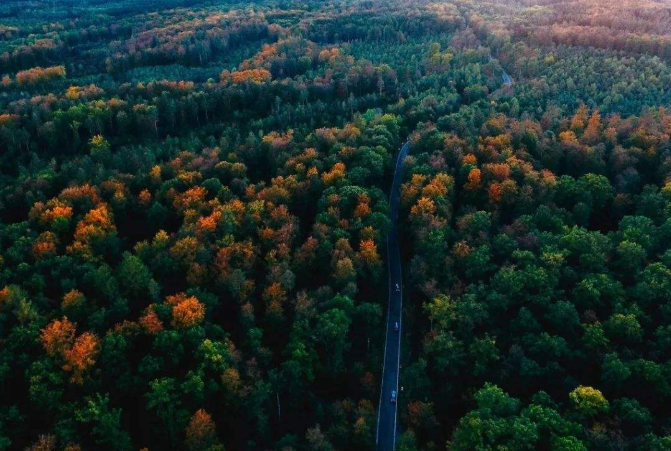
<box><xmin>569</xmin><ymin>386</ymin><xmax>609</xmax><ymax>417</ymax></box>
<box><xmin>76</xmin><ymin>394</ymin><xmax>132</xmax><ymax>450</ymax></box>
<box><xmin>117</xmin><ymin>252</ymin><xmax>159</xmax><ymax>301</ymax></box>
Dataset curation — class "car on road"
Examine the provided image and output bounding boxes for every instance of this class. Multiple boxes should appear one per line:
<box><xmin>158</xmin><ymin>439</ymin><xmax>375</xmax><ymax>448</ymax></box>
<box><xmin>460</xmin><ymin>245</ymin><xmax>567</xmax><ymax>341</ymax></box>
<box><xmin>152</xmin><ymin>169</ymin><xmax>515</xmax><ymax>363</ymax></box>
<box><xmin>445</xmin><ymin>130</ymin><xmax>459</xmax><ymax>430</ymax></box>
<box><xmin>395</xmin><ymin>283</ymin><xmax>400</xmax><ymax>292</ymax></box>
<box><xmin>394</xmin><ymin>321</ymin><xmax>399</xmax><ymax>332</ymax></box>
<box><xmin>390</xmin><ymin>390</ymin><xmax>397</xmax><ymax>404</ymax></box>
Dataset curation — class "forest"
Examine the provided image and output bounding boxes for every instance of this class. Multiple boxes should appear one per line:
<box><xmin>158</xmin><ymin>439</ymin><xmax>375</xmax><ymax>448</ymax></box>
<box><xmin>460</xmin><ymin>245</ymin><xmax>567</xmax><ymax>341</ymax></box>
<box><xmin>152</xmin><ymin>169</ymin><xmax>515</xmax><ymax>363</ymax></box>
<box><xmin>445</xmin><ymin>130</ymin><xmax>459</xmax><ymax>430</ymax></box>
<box><xmin>0</xmin><ymin>0</ymin><xmax>669</xmax><ymax>450</ymax></box>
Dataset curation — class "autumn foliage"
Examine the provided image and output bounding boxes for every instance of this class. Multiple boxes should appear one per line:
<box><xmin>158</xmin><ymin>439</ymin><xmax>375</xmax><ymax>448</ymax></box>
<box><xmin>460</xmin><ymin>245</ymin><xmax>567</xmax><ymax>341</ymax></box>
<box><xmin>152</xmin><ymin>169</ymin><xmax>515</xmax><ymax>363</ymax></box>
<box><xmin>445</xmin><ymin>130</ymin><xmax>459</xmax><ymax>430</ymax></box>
<box><xmin>15</xmin><ymin>66</ymin><xmax>66</xmax><ymax>86</ymax></box>
<box><xmin>1</xmin><ymin>0</ymin><xmax>670</xmax><ymax>450</ymax></box>
<box><xmin>167</xmin><ymin>293</ymin><xmax>205</xmax><ymax>328</ymax></box>
<box><xmin>63</xmin><ymin>332</ymin><xmax>100</xmax><ymax>384</ymax></box>
<box><xmin>185</xmin><ymin>409</ymin><xmax>219</xmax><ymax>451</ymax></box>
<box><xmin>223</xmin><ymin>68</ymin><xmax>272</xmax><ymax>84</ymax></box>
<box><xmin>41</xmin><ymin>317</ymin><xmax>76</xmax><ymax>356</ymax></box>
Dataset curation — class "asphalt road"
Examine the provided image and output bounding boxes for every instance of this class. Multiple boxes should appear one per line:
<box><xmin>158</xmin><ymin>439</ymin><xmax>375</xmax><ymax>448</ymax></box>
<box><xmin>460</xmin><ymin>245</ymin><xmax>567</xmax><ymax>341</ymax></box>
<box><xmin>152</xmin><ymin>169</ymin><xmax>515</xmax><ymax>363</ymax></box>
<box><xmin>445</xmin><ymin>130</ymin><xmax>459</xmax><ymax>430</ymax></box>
<box><xmin>374</xmin><ymin>62</ymin><xmax>509</xmax><ymax>451</ymax></box>
<box><xmin>376</xmin><ymin>140</ymin><xmax>409</xmax><ymax>451</ymax></box>
<box><xmin>502</xmin><ymin>70</ymin><xmax>512</xmax><ymax>86</ymax></box>
<box><xmin>488</xmin><ymin>54</ymin><xmax>513</xmax><ymax>86</ymax></box>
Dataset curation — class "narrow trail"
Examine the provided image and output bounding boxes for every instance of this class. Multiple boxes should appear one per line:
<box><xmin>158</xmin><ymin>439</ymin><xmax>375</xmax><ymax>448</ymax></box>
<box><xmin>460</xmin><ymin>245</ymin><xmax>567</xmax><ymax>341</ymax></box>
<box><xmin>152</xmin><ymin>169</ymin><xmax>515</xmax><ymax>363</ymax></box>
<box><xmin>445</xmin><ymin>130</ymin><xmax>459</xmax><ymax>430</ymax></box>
<box><xmin>376</xmin><ymin>139</ymin><xmax>409</xmax><ymax>451</ymax></box>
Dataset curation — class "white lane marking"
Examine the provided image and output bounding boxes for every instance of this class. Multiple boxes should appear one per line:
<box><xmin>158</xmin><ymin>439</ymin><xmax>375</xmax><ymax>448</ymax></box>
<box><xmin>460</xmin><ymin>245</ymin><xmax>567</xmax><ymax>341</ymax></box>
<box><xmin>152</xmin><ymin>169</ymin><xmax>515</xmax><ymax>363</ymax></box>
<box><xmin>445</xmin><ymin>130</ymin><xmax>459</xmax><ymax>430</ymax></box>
<box><xmin>377</xmin><ymin>140</ymin><xmax>409</xmax><ymax>450</ymax></box>
<box><xmin>375</xmin><ymin>230</ymin><xmax>391</xmax><ymax>446</ymax></box>
<box><xmin>376</xmin><ymin>145</ymin><xmax>402</xmax><ymax>446</ymax></box>
<box><xmin>392</xmin><ymin>142</ymin><xmax>407</xmax><ymax>451</ymax></box>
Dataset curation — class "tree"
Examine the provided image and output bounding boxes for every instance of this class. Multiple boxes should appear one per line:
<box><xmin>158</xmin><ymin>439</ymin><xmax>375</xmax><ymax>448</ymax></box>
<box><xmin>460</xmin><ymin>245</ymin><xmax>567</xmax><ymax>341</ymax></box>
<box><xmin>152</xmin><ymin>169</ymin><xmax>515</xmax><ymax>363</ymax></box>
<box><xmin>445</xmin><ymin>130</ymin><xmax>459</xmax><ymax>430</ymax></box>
<box><xmin>612</xmin><ymin>398</ymin><xmax>652</xmax><ymax>435</ymax></box>
<box><xmin>41</xmin><ymin>317</ymin><xmax>75</xmax><ymax>356</ymax></box>
<box><xmin>117</xmin><ymin>252</ymin><xmax>158</xmax><ymax>300</ymax></box>
<box><xmin>552</xmin><ymin>436</ymin><xmax>588</xmax><ymax>451</ymax></box>
<box><xmin>451</xmin><ymin>384</ymin><xmax>519</xmax><ymax>450</ymax></box>
<box><xmin>15</xmin><ymin>65</ymin><xmax>66</xmax><ymax>86</ymax></box>
<box><xmin>167</xmin><ymin>293</ymin><xmax>205</xmax><ymax>328</ymax></box>
<box><xmin>25</xmin><ymin>435</ymin><xmax>57</xmax><ymax>451</ymax></box>
<box><xmin>315</xmin><ymin>307</ymin><xmax>351</xmax><ymax>374</ymax></box>
<box><xmin>63</xmin><ymin>332</ymin><xmax>100</xmax><ymax>384</ymax></box>
<box><xmin>185</xmin><ymin>409</ymin><xmax>223</xmax><ymax>451</ymax></box>
<box><xmin>605</xmin><ymin>314</ymin><xmax>643</xmax><ymax>345</ymax></box>
<box><xmin>569</xmin><ymin>386</ymin><xmax>609</xmax><ymax>417</ymax></box>
<box><xmin>76</xmin><ymin>394</ymin><xmax>132</xmax><ymax>450</ymax></box>
<box><xmin>397</xmin><ymin>431</ymin><xmax>419</xmax><ymax>451</ymax></box>
<box><xmin>601</xmin><ymin>353</ymin><xmax>631</xmax><ymax>389</ymax></box>
<box><xmin>146</xmin><ymin>378</ymin><xmax>186</xmax><ymax>447</ymax></box>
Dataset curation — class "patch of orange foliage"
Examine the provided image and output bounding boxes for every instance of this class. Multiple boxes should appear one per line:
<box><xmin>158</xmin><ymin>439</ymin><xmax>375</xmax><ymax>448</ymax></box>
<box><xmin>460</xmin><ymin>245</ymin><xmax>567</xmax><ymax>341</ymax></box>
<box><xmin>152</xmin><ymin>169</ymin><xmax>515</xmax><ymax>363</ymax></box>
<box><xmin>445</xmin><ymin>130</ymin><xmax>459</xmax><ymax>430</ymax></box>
<box><xmin>488</xmin><ymin>182</ymin><xmax>503</xmax><ymax>203</ymax></box>
<box><xmin>33</xmin><ymin>232</ymin><xmax>58</xmax><ymax>258</ymax></box>
<box><xmin>69</xmin><ymin>204</ymin><xmax>116</xmax><ymax>258</ymax></box>
<box><xmin>354</xmin><ymin>193</ymin><xmax>372</xmax><ymax>218</ymax></box>
<box><xmin>196</xmin><ymin>210</ymin><xmax>222</xmax><ymax>234</ymax></box>
<box><xmin>541</xmin><ymin>169</ymin><xmax>557</xmax><ymax>187</ymax></box>
<box><xmin>359</xmin><ymin>239</ymin><xmax>380</xmax><ymax>265</ymax></box>
<box><xmin>41</xmin><ymin>317</ymin><xmax>76</xmax><ymax>356</ymax></box>
<box><xmin>140</xmin><ymin>304</ymin><xmax>164</xmax><ymax>334</ymax></box>
<box><xmin>411</xmin><ymin>197</ymin><xmax>436</xmax><ymax>217</ymax></box>
<box><xmin>465</xmin><ymin>168</ymin><xmax>482</xmax><ymax>189</ymax></box>
<box><xmin>462</xmin><ymin>153</ymin><xmax>477</xmax><ymax>165</ymax></box>
<box><xmin>16</xmin><ymin>65</ymin><xmax>66</xmax><ymax>86</ymax></box>
<box><xmin>167</xmin><ymin>293</ymin><xmax>205</xmax><ymax>328</ymax></box>
<box><xmin>321</xmin><ymin>162</ymin><xmax>346</xmax><ymax>185</ymax></box>
<box><xmin>30</xmin><ymin>201</ymin><xmax>73</xmax><ymax>226</ymax></box>
<box><xmin>0</xmin><ymin>286</ymin><xmax>10</xmax><ymax>305</ymax></box>
<box><xmin>560</xmin><ymin>130</ymin><xmax>579</xmax><ymax>146</ymax></box>
<box><xmin>570</xmin><ymin>104</ymin><xmax>589</xmax><ymax>131</ymax></box>
<box><xmin>421</xmin><ymin>173</ymin><xmax>452</xmax><ymax>199</ymax></box>
<box><xmin>263</xmin><ymin>282</ymin><xmax>287</xmax><ymax>305</ymax></box>
<box><xmin>63</xmin><ymin>332</ymin><xmax>100</xmax><ymax>384</ymax></box>
<box><xmin>354</xmin><ymin>201</ymin><xmax>372</xmax><ymax>218</ymax></box>
<box><xmin>0</xmin><ymin>113</ymin><xmax>19</xmax><ymax>125</ymax></box>
<box><xmin>59</xmin><ymin>184</ymin><xmax>100</xmax><ymax>204</ymax></box>
<box><xmin>583</xmin><ymin>110</ymin><xmax>602</xmax><ymax>142</ymax></box>
<box><xmin>185</xmin><ymin>409</ymin><xmax>217</xmax><ymax>451</ymax></box>
<box><xmin>483</xmin><ymin>163</ymin><xmax>511</xmax><ymax>181</ymax></box>
<box><xmin>138</xmin><ymin>189</ymin><xmax>152</xmax><ymax>206</ymax></box>
<box><xmin>228</xmin><ymin>68</ymin><xmax>272</xmax><ymax>84</ymax></box>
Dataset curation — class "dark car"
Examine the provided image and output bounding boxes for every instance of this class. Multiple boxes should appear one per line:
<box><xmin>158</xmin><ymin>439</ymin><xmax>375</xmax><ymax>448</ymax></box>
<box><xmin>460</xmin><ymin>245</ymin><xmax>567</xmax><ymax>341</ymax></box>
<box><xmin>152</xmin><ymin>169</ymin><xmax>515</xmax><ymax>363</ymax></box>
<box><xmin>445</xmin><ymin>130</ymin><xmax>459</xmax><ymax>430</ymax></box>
<box><xmin>394</xmin><ymin>321</ymin><xmax>399</xmax><ymax>332</ymax></box>
<box><xmin>390</xmin><ymin>390</ymin><xmax>397</xmax><ymax>404</ymax></box>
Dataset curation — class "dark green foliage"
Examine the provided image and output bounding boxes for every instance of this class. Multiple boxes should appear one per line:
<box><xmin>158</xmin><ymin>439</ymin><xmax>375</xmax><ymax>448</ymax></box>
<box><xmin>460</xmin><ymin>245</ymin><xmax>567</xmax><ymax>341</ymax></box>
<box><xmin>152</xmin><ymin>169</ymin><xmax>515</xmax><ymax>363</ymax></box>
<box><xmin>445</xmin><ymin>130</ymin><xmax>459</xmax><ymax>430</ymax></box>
<box><xmin>0</xmin><ymin>0</ymin><xmax>670</xmax><ymax>450</ymax></box>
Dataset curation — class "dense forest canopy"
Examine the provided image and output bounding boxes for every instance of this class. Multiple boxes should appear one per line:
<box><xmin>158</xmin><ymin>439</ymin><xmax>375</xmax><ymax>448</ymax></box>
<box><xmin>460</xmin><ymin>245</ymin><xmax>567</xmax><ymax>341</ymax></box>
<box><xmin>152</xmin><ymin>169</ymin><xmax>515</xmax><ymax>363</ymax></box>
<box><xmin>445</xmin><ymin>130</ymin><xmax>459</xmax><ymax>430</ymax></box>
<box><xmin>0</xmin><ymin>0</ymin><xmax>669</xmax><ymax>450</ymax></box>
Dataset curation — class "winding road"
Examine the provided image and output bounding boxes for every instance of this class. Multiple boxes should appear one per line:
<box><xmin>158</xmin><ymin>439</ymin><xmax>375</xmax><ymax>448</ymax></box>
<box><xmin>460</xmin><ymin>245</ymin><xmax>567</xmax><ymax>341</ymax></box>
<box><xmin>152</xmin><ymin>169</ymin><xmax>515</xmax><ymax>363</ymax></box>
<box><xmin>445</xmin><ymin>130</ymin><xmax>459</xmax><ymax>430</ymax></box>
<box><xmin>376</xmin><ymin>139</ymin><xmax>409</xmax><ymax>451</ymax></box>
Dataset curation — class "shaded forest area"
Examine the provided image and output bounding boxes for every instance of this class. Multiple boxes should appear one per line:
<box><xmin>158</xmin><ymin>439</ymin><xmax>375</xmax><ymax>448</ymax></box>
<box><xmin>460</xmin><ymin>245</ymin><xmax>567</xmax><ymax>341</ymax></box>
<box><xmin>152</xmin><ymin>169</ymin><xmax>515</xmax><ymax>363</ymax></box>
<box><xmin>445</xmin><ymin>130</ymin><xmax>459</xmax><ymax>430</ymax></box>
<box><xmin>0</xmin><ymin>0</ymin><xmax>669</xmax><ymax>450</ymax></box>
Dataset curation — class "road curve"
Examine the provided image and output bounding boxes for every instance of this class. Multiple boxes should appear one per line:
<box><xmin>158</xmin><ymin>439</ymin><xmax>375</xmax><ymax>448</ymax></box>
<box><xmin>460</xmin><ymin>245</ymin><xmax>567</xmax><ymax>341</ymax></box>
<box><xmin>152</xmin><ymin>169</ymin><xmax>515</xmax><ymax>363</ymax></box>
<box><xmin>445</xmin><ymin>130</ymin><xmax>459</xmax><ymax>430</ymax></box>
<box><xmin>488</xmin><ymin>54</ymin><xmax>512</xmax><ymax>86</ymax></box>
<box><xmin>502</xmin><ymin>70</ymin><xmax>512</xmax><ymax>86</ymax></box>
<box><xmin>376</xmin><ymin>140</ymin><xmax>409</xmax><ymax>451</ymax></box>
